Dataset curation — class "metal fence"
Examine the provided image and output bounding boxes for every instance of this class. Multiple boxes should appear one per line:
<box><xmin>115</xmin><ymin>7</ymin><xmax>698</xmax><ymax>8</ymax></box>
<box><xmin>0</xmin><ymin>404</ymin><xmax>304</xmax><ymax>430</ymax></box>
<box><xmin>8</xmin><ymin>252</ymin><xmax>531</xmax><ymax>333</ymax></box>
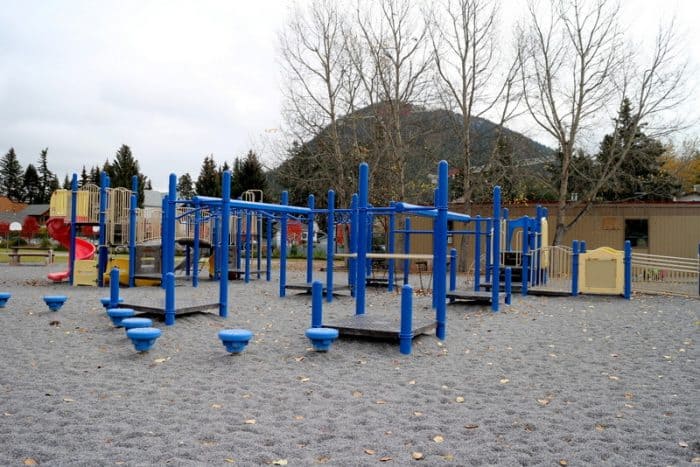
<box><xmin>631</xmin><ymin>252</ymin><xmax>699</xmax><ymax>297</ymax></box>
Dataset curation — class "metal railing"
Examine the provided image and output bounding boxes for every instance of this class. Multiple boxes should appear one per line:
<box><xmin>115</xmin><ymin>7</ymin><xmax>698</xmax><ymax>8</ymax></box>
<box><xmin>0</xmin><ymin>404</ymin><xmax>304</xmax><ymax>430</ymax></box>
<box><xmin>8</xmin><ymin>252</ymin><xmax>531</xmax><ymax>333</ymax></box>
<box><xmin>631</xmin><ymin>252</ymin><xmax>699</xmax><ymax>297</ymax></box>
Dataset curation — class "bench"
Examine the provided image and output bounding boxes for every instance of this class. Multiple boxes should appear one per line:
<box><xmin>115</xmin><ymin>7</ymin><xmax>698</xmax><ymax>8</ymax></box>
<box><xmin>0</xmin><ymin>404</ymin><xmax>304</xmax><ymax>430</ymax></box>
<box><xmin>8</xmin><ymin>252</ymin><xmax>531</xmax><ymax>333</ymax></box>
<box><xmin>8</xmin><ymin>249</ymin><xmax>54</xmax><ymax>266</ymax></box>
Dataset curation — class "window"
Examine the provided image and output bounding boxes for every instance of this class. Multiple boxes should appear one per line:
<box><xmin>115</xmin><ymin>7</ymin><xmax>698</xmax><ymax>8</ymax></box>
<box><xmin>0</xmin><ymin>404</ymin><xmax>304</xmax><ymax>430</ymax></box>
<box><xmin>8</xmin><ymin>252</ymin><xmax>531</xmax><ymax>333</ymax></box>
<box><xmin>624</xmin><ymin>219</ymin><xmax>648</xmax><ymax>248</ymax></box>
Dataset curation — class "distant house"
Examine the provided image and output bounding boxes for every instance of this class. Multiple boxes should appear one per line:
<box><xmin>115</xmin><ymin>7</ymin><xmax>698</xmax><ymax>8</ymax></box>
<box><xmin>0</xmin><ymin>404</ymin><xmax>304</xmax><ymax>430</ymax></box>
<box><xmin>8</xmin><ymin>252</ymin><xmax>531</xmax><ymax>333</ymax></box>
<box><xmin>0</xmin><ymin>196</ymin><xmax>27</xmax><ymax>214</ymax></box>
<box><xmin>674</xmin><ymin>184</ymin><xmax>700</xmax><ymax>202</ymax></box>
<box><xmin>18</xmin><ymin>204</ymin><xmax>51</xmax><ymax>226</ymax></box>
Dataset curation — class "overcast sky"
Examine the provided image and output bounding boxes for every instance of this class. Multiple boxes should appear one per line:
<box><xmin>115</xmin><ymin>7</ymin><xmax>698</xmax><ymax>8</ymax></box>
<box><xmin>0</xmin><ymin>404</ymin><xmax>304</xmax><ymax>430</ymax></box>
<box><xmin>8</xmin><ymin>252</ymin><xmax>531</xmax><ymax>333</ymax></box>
<box><xmin>1</xmin><ymin>0</ymin><xmax>698</xmax><ymax>191</ymax></box>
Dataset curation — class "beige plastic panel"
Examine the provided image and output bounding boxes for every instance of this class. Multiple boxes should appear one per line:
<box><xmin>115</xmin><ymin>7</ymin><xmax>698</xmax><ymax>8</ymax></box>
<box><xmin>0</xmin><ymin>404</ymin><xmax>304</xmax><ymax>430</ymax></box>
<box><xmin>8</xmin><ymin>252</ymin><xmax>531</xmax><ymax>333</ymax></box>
<box><xmin>579</xmin><ymin>247</ymin><xmax>623</xmax><ymax>295</ymax></box>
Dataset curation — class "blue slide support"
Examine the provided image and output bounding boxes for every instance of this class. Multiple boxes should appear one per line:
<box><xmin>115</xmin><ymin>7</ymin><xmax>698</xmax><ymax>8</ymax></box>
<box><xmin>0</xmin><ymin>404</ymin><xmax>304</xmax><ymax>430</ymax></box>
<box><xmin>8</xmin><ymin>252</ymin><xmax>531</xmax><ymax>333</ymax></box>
<box><xmin>491</xmin><ymin>186</ymin><xmax>501</xmax><ymax>312</ymax></box>
<box><xmin>355</xmin><ymin>163</ymin><xmax>369</xmax><ymax>315</ymax></box>
<box><xmin>326</xmin><ymin>190</ymin><xmax>335</xmax><ymax>302</ymax></box>
<box><xmin>399</xmin><ymin>284</ymin><xmax>414</xmax><ymax>355</ymax></box>
<box><xmin>219</xmin><ymin>171</ymin><xmax>231</xmax><ymax>318</ymax></box>
<box><xmin>434</xmin><ymin>161</ymin><xmax>449</xmax><ymax>339</ymax></box>
<box><xmin>306</xmin><ymin>194</ymin><xmax>315</xmax><ymax>284</ymax></box>
<box><xmin>279</xmin><ymin>191</ymin><xmax>288</xmax><ymax>297</ymax></box>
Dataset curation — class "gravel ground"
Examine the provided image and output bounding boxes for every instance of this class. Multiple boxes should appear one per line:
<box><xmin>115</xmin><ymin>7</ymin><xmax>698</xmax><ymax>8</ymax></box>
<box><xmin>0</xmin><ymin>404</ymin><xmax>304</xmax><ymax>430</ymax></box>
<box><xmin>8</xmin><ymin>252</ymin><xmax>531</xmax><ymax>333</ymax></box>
<box><xmin>0</xmin><ymin>263</ymin><xmax>698</xmax><ymax>466</ymax></box>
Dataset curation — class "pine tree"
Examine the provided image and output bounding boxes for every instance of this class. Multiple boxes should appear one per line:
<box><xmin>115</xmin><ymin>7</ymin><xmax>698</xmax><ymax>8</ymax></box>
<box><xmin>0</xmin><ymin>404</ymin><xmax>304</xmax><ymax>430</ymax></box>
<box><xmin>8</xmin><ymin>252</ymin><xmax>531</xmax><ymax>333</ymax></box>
<box><xmin>106</xmin><ymin>145</ymin><xmax>151</xmax><ymax>207</ymax></box>
<box><xmin>598</xmin><ymin>99</ymin><xmax>681</xmax><ymax>200</ymax></box>
<box><xmin>62</xmin><ymin>174</ymin><xmax>71</xmax><ymax>190</ymax></box>
<box><xmin>36</xmin><ymin>148</ymin><xmax>56</xmax><ymax>203</ymax></box>
<box><xmin>232</xmin><ymin>150</ymin><xmax>267</xmax><ymax>201</ymax></box>
<box><xmin>0</xmin><ymin>148</ymin><xmax>25</xmax><ymax>202</ymax></box>
<box><xmin>23</xmin><ymin>164</ymin><xmax>41</xmax><ymax>203</ymax></box>
<box><xmin>177</xmin><ymin>173</ymin><xmax>195</xmax><ymax>199</ymax></box>
<box><xmin>195</xmin><ymin>155</ymin><xmax>220</xmax><ymax>197</ymax></box>
<box><xmin>89</xmin><ymin>166</ymin><xmax>101</xmax><ymax>185</ymax></box>
<box><xmin>80</xmin><ymin>166</ymin><xmax>89</xmax><ymax>187</ymax></box>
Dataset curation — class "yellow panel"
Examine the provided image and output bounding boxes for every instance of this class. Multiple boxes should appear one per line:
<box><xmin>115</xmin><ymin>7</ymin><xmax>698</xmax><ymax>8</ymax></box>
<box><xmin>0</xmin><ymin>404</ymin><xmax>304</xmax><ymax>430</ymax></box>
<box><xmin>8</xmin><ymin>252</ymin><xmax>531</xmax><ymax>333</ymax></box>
<box><xmin>74</xmin><ymin>259</ymin><xmax>98</xmax><ymax>286</ymax></box>
<box><xmin>579</xmin><ymin>247</ymin><xmax>624</xmax><ymax>295</ymax></box>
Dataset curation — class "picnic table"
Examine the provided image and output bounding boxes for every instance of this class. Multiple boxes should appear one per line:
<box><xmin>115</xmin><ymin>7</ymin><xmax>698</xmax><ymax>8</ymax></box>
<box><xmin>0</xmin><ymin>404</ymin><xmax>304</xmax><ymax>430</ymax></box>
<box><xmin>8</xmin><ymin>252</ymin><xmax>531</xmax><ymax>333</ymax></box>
<box><xmin>7</xmin><ymin>247</ymin><xmax>54</xmax><ymax>266</ymax></box>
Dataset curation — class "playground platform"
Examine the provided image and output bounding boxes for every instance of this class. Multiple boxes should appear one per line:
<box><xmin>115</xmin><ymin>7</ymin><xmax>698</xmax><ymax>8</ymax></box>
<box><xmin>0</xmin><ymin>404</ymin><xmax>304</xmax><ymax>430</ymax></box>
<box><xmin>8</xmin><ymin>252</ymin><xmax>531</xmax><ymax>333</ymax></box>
<box><xmin>446</xmin><ymin>290</ymin><xmax>504</xmax><ymax>304</ymax></box>
<box><xmin>119</xmin><ymin>299</ymin><xmax>220</xmax><ymax>320</ymax></box>
<box><xmin>325</xmin><ymin>314</ymin><xmax>436</xmax><ymax>340</ymax></box>
<box><xmin>284</xmin><ymin>282</ymin><xmax>352</xmax><ymax>295</ymax></box>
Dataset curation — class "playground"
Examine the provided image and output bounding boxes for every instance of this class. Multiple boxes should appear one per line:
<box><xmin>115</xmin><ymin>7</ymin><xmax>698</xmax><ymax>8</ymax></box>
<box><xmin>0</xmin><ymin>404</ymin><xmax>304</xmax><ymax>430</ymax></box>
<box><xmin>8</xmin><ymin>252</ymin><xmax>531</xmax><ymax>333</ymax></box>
<box><xmin>0</xmin><ymin>264</ymin><xmax>698</xmax><ymax>465</ymax></box>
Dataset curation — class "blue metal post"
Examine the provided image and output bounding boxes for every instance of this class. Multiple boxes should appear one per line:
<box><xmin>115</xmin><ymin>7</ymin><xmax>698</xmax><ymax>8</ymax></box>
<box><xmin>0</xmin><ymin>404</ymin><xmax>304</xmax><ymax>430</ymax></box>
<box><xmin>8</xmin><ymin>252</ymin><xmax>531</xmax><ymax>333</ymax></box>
<box><xmin>580</xmin><ymin>240</ymin><xmax>587</xmax><ymax>253</ymax></box>
<box><xmin>485</xmin><ymin>219</ymin><xmax>492</xmax><ymax>284</ymax></box>
<box><xmin>265</xmin><ymin>215</ymin><xmax>272</xmax><ymax>282</ymax></box>
<box><xmin>219</xmin><ymin>171</ymin><xmax>231</xmax><ymax>317</ymax></box>
<box><xmin>211</xmin><ymin>212</ymin><xmax>220</xmax><ymax>280</ymax></box>
<box><xmin>505</xmin><ymin>267</ymin><xmax>512</xmax><ymax>305</ymax></box>
<box><xmin>348</xmin><ymin>194</ymin><xmax>358</xmax><ymax>295</ymax></box>
<box><xmin>434</xmin><ymin>160</ymin><xmax>449</xmax><ymax>339</ymax></box>
<box><xmin>165</xmin><ymin>271</ymin><xmax>175</xmax><ymax>325</ymax></box>
<box><xmin>491</xmin><ymin>186</ymin><xmax>501</xmax><ymax>312</ymax></box>
<box><xmin>279</xmin><ymin>191</ymin><xmax>288</xmax><ymax>297</ymax></box>
<box><xmin>97</xmin><ymin>172</ymin><xmax>109</xmax><ymax>287</ymax></box>
<box><xmin>355</xmin><ymin>163</ymin><xmax>369</xmax><ymax>316</ymax></box>
<box><xmin>624</xmin><ymin>240</ymin><xmax>632</xmax><ymax>299</ymax></box>
<box><xmin>161</xmin><ymin>195</ymin><xmax>168</xmax><ymax>287</ymax></box>
<box><xmin>236</xmin><ymin>214</ymin><xmax>243</xmax><ymax>271</ymax></box>
<box><xmin>256</xmin><ymin>214</ymin><xmax>262</xmax><ymax>280</ymax></box>
<box><xmin>449</xmin><ymin>248</ymin><xmax>457</xmax><ymax>292</ymax></box>
<box><xmin>109</xmin><ymin>267</ymin><xmax>120</xmax><ymax>308</ymax></box>
<box><xmin>128</xmin><ymin>193</ymin><xmax>137</xmax><ymax>287</ymax></box>
<box><xmin>521</xmin><ymin>216</ymin><xmax>530</xmax><ymax>297</ymax></box>
<box><xmin>166</xmin><ymin>174</ymin><xmax>177</xmax><ymax>279</ymax></box>
<box><xmin>311</xmin><ymin>280</ymin><xmax>323</xmax><ymax>328</ymax></box>
<box><xmin>68</xmin><ymin>174</ymin><xmax>78</xmax><ymax>286</ymax></box>
<box><xmin>387</xmin><ymin>204</ymin><xmax>396</xmax><ymax>292</ymax></box>
<box><xmin>326</xmin><ymin>190</ymin><xmax>335</xmax><ymax>302</ymax></box>
<box><xmin>474</xmin><ymin>215</ymin><xmax>481</xmax><ymax>291</ymax></box>
<box><xmin>193</xmin><ymin>199</ymin><xmax>201</xmax><ymax>287</ymax></box>
<box><xmin>572</xmin><ymin>240</ymin><xmax>580</xmax><ymax>297</ymax></box>
<box><xmin>403</xmin><ymin>217</ymin><xmax>411</xmax><ymax>285</ymax></box>
<box><xmin>399</xmin><ymin>284</ymin><xmax>413</xmax><ymax>355</ymax></box>
<box><xmin>306</xmin><ymin>194</ymin><xmax>315</xmax><ymax>284</ymax></box>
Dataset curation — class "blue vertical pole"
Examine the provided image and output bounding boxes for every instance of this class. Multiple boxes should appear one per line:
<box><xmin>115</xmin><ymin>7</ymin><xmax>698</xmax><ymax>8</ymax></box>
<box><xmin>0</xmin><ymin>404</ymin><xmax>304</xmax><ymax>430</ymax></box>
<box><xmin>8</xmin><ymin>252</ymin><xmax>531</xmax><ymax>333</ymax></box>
<box><xmin>485</xmin><ymin>219</ymin><xmax>492</xmax><ymax>284</ymax></box>
<box><xmin>244</xmin><ymin>210</ymin><xmax>252</xmax><ymax>283</ymax></box>
<box><xmin>161</xmin><ymin>195</ymin><xmax>168</xmax><ymax>288</ymax></box>
<box><xmin>434</xmin><ymin>160</ymin><xmax>448</xmax><ymax>339</ymax></box>
<box><xmin>128</xmin><ymin>194</ymin><xmax>137</xmax><ymax>287</ymax></box>
<box><xmin>623</xmin><ymin>240</ymin><xmax>632</xmax><ymax>299</ymax></box>
<box><xmin>279</xmin><ymin>192</ymin><xmax>288</xmax><ymax>297</ymax></box>
<box><xmin>399</xmin><ymin>284</ymin><xmax>413</xmax><ymax>355</ymax></box>
<box><xmin>505</xmin><ymin>267</ymin><xmax>512</xmax><ymax>305</ymax></box>
<box><xmin>165</xmin><ymin>271</ymin><xmax>175</xmax><ymax>325</ymax></box>
<box><xmin>236</xmin><ymin>214</ymin><xmax>243</xmax><ymax>271</ymax></box>
<box><xmin>69</xmin><ymin>174</ymin><xmax>78</xmax><ymax>286</ymax></box>
<box><xmin>306</xmin><ymin>194</ymin><xmax>315</xmax><ymax>284</ymax></box>
<box><xmin>474</xmin><ymin>215</ymin><xmax>481</xmax><ymax>292</ymax></box>
<box><xmin>193</xmin><ymin>200</ymin><xmax>201</xmax><ymax>287</ymax></box>
<box><xmin>167</xmin><ymin>174</ymin><xmax>177</xmax><ymax>279</ymax></box>
<box><xmin>256</xmin><ymin>214</ymin><xmax>262</xmax><ymax>280</ymax></box>
<box><xmin>491</xmin><ymin>186</ymin><xmax>501</xmax><ymax>312</ymax></box>
<box><xmin>211</xmin><ymin>213</ymin><xmax>220</xmax><ymax>280</ymax></box>
<box><xmin>521</xmin><ymin>216</ymin><xmax>530</xmax><ymax>297</ymax></box>
<box><xmin>387</xmin><ymin>204</ymin><xmax>396</xmax><ymax>292</ymax></box>
<box><xmin>403</xmin><ymin>217</ymin><xmax>411</xmax><ymax>285</ymax></box>
<box><xmin>326</xmin><ymin>190</ymin><xmax>335</xmax><ymax>302</ymax></box>
<box><xmin>109</xmin><ymin>267</ymin><xmax>120</xmax><ymax>308</ymax></box>
<box><xmin>571</xmin><ymin>240</ymin><xmax>580</xmax><ymax>297</ymax></box>
<box><xmin>97</xmin><ymin>172</ymin><xmax>108</xmax><ymax>287</ymax></box>
<box><xmin>265</xmin><ymin>215</ymin><xmax>272</xmax><ymax>282</ymax></box>
<box><xmin>219</xmin><ymin>171</ymin><xmax>231</xmax><ymax>317</ymax></box>
<box><xmin>311</xmin><ymin>280</ymin><xmax>323</xmax><ymax>328</ymax></box>
<box><xmin>355</xmin><ymin>163</ymin><xmax>369</xmax><ymax>316</ymax></box>
<box><xmin>580</xmin><ymin>240</ymin><xmax>587</xmax><ymax>253</ymax></box>
<box><xmin>449</xmin><ymin>248</ymin><xmax>457</xmax><ymax>293</ymax></box>
<box><xmin>365</xmin><ymin>212</ymin><xmax>373</xmax><ymax>278</ymax></box>
<box><xmin>348</xmin><ymin>194</ymin><xmax>358</xmax><ymax>294</ymax></box>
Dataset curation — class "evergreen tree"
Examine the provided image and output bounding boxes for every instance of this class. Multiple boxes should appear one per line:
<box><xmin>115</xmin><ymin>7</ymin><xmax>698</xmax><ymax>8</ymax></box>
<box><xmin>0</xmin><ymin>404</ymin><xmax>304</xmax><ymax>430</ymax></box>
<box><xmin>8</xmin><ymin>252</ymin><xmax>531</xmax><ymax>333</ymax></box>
<box><xmin>36</xmin><ymin>148</ymin><xmax>56</xmax><ymax>203</ymax></box>
<box><xmin>177</xmin><ymin>173</ymin><xmax>195</xmax><ymax>199</ymax></box>
<box><xmin>80</xmin><ymin>166</ymin><xmax>89</xmax><ymax>187</ymax></box>
<box><xmin>195</xmin><ymin>155</ymin><xmax>220</xmax><ymax>197</ymax></box>
<box><xmin>89</xmin><ymin>166</ymin><xmax>101</xmax><ymax>185</ymax></box>
<box><xmin>62</xmin><ymin>174</ymin><xmax>71</xmax><ymax>190</ymax></box>
<box><xmin>232</xmin><ymin>150</ymin><xmax>267</xmax><ymax>201</ymax></box>
<box><xmin>0</xmin><ymin>148</ymin><xmax>25</xmax><ymax>202</ymax></box>
<box><xmin>105</xmin><ymin>145</ymin><xmax>150</xmax><ymax>207</ymax></box>
<box><xmin>23</xmin><ymin>164</ymin><xmax>41</xmax><ymax>203</ymax></box>
<box><xmin>598</xmin><ymin>99</ymin><xmax>681</xmax><ymax>200</ymax></box>
<box><xmin>49</xmin><ymin>175</ymin><xmax>60</xmax><ymax>194</ymax></box>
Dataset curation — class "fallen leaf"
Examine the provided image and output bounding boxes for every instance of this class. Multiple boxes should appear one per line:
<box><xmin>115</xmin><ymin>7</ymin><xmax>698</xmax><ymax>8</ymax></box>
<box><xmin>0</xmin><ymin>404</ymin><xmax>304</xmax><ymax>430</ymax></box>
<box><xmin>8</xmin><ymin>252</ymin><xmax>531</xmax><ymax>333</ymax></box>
<box><xmin>608</xmin><ymin>375</ymin><xmax>619</xmax><ymax>381</ymax></box>
<box><xmin>153</xmin><ymin>358</ymin><xmax>168</xmax><ymax>364</ymax></box>
<box><xmin>624</xmin><ymin>392</ymin><xmax>634</xmax><ymax>400</ymax></box>
<box><xmin>455</xmin><ymin>396</ymin><xmax>465</xmax><ymax>403</ymax></box>
<box><xmin>375</xmin><ymin>400</ymin><xmax>386</xmax><ymax>405</ymax></box>
<box><xmin>23</xmin><ymin>459</ymin><xmax>38</xmax><ymax>466</ymax></box>
<box><xmin>408</xmin><ymin>380</ymin><xmax>416</xmax><ymax>385</ymax></box>
<box><xmin>412</xmin><ymin>451</ymin><xmax>424</xmax><ymax>460</ymax></box>
<box><xmin>224</xmin><ymin>459</ymin><xmax>235</xmax><ymax>464</ymax></box>
<box><xmin>691</xmin><ymin>456</ymin><xmax>700</xmax><ymax>464</ymax></box>
<box><xmin>559</xmin><ymin>460</ymin><xmax>568</xmax><ymax>466</ymax></box>
<box><xmin>63</xmin><ymin>397</ymin><xmax>75</xmax><ymax>403</ymax></box>
<box><xmin>293</xmin><ymin>415</ymin><xmax>304</xmax><ymax>420</ymax></box>
<box><xmin>272</xmin><ymin>460</ymin><xmax>288</xmax><ymax>466</ymax></box>
<box><xmin>537</xmin><ymin>399</ymin><xmax>550</xmax><ymax>406</ymax></box>
<box><xmin>364</xmin><ymin>449</ymin><xmax>376</xmax><ymax>455</ymax></box>
<box><xmin>500</xmin><ymin>378</ymin><xmax>509</xmax><ymax>384</ymax></box>
<box><xmin>379</xmin><ymin>456</ymin><xmax>393</xmax><ymax>462</ymax></box>
<box><xmin>352</xmin><ymin>390</ymin><xmax>363</xmax><ymax>398</ymax></box>
<box><xmin>413</xmin><ymin>411</ymin><xmax>423</xmax><ymax>417</ymax></box>
<box><xmin>464</xmin><ymin>424</ymin><xmax>479</xmax><ymax>429</ymax></box>
<box><xmin>299</xmin><ymin>377</ymin><xmax>310</xmax><ymax>383</ymax></box>
<box><xmin>440</xmin><ymin>454</ymin><xmax>455</xmax><ymax>461</ymax></box>
<box><xmin>244</xmin><ymin>419</ymin><xmax>256</xmax><ymax>425</ymax></box>
<box><xmin>294</xmin><ymin>356</ymin><xmax>305</xmax><ymax>362</ymax></box>
<box><xmin>595</xmin><ymin>423</ymin><xmax>606</xmax><ymax>432</ymax></box>
<box><xmin>432</xmin><ymin>435</ymin><xmax>444</xmax><ymax>443</ymax></box>
<box><xmin>211</xmin><ymin>404</ymin><xmax>222</xmax><ymax>409</ymax></box>
<box><xmin>679</xmin><ymin>441</ymin><xmax>688</xmax><ymax>448</ymax></box>
<box><xmin>316</xmin><ymin>455</ymin><xmax>330</xmax><ymax>463</ymax></box>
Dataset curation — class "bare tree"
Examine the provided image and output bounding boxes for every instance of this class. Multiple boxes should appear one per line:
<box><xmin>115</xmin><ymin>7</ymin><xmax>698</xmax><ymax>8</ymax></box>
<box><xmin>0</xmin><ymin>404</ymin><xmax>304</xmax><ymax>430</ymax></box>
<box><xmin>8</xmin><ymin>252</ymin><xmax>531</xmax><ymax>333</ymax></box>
<box><xmin>518</xmin><ymin>0</ymin><xmax>686</xmax><ymax>244</ymax></box>
<box><xmin>279</xmin><ymin>0</ymin><xmax>356</xmax><ymax>207</ymax></box>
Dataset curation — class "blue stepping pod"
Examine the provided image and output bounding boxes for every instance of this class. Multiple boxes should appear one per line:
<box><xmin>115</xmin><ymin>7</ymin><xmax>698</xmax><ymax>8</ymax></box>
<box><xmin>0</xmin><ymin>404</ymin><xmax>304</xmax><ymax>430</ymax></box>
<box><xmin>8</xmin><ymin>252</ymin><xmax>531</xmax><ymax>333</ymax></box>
<box><xmin>305</xmin><ymin>327</ymin><xmax>339</xmax><ymax>352</ymax></box>
<box><xmin>0</xmin><ymin>293</ymin><xmax>11</xmax><ymax>308</ymax></box>
<box><xmin>126</xmin><ymin>327</ymin><xmax>162</xmax><ymax>352</ymax></box>
<box><xmin>121</xmin><ymin>317</ymin><xmax>153</xmax><ymax>332</ymax></box>
<box><xmin>43</xmin><ymin>295</ymin><xmax>68</xmax><ymax>312</ymax></box>
<box><xmin>100</xmin><ymin>297</ymin><xmax>124</xmax><ymax>309</ymax></box>
<box><xmin>107</xmin><ymin>308</ymin><xmax>135</xmax><ymax>327</ymax></box>
<box><xmin>218</xmin><ymin>329</ymin><xmax>253</xmax><ymax>354</ymax></box>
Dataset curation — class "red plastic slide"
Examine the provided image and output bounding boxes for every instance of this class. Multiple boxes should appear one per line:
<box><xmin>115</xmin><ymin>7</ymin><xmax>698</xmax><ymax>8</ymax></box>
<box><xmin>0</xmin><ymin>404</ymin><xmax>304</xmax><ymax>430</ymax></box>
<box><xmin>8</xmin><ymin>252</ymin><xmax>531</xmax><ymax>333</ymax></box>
<box><xmin>46</xmin><ymin>217</ymin><xmax>97</xmax><ymax>282</ymax></box>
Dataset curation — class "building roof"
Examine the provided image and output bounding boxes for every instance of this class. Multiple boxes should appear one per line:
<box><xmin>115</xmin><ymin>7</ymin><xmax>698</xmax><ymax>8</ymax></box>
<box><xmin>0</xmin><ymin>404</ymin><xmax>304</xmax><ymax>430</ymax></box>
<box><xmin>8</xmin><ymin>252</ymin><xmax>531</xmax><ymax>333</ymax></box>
<box><xmin>0</xmin><ymin>212</ymin><xmax>23</xmax><ymax>225</ymax></box>
<box><xmin>19</xmin><ymin>204</ymin><xmax>50</xmax><ymax>217</ymax></box>
<box><xmin>0</xmin><ymin>196</ymin><xmax>27</xmax><ymax>213</ymax></box>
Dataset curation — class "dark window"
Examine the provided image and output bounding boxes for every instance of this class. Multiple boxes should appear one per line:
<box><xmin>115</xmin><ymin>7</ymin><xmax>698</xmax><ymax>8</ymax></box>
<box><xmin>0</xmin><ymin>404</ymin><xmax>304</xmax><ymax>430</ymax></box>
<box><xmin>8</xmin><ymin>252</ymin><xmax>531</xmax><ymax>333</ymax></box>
<box><xmin>624</xmin><ymin>219</ymin><xmax>648</xmax><ymax>248</ymax></box>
